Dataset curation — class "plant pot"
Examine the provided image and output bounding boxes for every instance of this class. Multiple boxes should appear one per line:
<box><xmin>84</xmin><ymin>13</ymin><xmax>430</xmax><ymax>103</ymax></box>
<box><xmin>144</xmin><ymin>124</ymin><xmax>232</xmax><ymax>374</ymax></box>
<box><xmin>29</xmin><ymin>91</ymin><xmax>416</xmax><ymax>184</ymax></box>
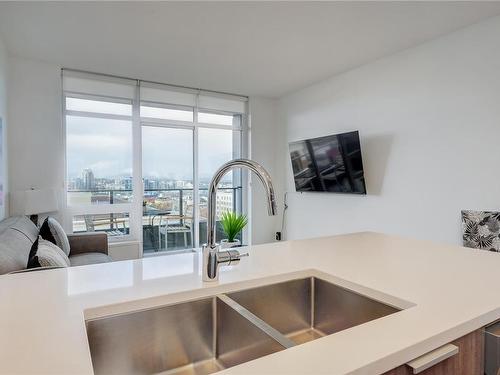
<box><xmin>220</xmin><ymin>239</ymin><xmax>240</xmax><ymax>249</ymax></box>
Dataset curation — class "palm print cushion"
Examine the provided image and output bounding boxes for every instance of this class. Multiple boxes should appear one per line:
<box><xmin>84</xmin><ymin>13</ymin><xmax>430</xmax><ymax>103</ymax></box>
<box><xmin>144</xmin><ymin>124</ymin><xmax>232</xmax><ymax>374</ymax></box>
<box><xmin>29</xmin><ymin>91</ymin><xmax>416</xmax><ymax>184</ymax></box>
<box><xmin>462</xmin><ymin>210</ymin><xmax>500</xmax><ymax>251</ymax></box>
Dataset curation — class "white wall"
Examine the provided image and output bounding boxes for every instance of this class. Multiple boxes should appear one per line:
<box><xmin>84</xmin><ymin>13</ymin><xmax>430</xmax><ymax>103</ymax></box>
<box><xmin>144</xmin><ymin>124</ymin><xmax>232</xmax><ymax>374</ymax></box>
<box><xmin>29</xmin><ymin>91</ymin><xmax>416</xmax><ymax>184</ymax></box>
<box><xmin>279</xmin><ymin>15</ymin><xmax>500</xmax><ymax>245</ymax></box>
<box><xmin>249</xmin><ymin>97</ymin><xmax>285</xmax><ymax>244</ymax></box>
<box><xmin>7</xmin><ymin>56</ymin><xmax>64</xmax><ymax>216</ymax></box>
<box><xmin>0</xmin><ymin>37</ymin><xmax>7</xmax><ymax>220</ymax></box>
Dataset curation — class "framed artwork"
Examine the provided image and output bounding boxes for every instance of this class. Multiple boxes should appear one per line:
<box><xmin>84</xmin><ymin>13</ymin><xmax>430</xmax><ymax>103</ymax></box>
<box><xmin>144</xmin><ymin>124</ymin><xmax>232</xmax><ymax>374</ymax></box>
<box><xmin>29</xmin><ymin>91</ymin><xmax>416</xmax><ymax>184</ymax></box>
<box><xmin>462</xmin><ymin>210</ymin><xmax>500</xmax><ymax>252</ymax></box>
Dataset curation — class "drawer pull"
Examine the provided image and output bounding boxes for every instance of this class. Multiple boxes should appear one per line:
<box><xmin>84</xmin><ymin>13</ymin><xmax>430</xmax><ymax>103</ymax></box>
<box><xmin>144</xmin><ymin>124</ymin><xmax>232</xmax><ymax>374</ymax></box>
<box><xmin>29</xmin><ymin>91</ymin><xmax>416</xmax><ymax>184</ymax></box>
<box><xmin>406</xmin><ymin>344</ymin><xmax>459</xmax><ymax>374</ymax></box>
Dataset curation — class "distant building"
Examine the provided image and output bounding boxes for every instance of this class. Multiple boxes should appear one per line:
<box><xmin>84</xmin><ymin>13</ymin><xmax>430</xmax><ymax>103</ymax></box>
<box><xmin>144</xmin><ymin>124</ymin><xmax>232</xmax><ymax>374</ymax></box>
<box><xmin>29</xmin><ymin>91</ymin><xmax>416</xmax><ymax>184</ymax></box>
<box><xmin>82</xmin><ymin>169</ymin><xmax>95</xmax><ymax>190</ymax></box>
<box><xmin>216</xmin><ymin>190</ymin><xmax>233</xmax><ymax>217</ymax></box>
<box><xmin>143</xmin><ymin>178</ymin><xmax>159</xmax><ymax>191</ymax></box>
<box><xmin>174</xmin><ymin>180</ymin><xmax>186</xmax><ymax>189</ymax></box>
<box><xmin>149</xmin><ymin>180</ymin><xmax>158</xmax><ymax>190</ymax></box>
<box><xmin>122</xmin><ymin>177</ymin><xmax>132</xmax><ymax>191</ymax></box>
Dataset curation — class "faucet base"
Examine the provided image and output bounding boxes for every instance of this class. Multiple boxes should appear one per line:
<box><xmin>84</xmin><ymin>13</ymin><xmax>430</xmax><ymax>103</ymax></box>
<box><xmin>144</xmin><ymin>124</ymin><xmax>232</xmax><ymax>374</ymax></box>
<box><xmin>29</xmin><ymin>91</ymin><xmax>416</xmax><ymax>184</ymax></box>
<box><xmin>202</xmin><ymin>244</ymin><xmax>249</xmax><ymax>282</ymax></box>
<box><xmin>202</xmin><ymin>244</ymin><xmax>219</xmax><ymax>282</ymax></box>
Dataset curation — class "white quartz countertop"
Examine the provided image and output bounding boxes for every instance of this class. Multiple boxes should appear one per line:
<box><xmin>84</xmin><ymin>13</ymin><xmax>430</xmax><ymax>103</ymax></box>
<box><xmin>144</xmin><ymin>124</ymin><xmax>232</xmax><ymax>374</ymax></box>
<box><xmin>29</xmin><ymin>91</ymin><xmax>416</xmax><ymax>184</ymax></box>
<box><xmin>1</xmin><ymin>232</ymin><xmax>500</xmax><ymax>374</ymax></box>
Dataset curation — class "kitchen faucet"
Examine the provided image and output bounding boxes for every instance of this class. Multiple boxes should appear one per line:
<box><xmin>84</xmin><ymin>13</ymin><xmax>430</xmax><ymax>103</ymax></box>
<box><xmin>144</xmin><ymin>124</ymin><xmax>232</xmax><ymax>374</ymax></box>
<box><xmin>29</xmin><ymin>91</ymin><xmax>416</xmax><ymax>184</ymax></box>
<box><xmin>202</xmin><ymin>159</ymin><xmax>277</xmax><ymax>282</ymax></box>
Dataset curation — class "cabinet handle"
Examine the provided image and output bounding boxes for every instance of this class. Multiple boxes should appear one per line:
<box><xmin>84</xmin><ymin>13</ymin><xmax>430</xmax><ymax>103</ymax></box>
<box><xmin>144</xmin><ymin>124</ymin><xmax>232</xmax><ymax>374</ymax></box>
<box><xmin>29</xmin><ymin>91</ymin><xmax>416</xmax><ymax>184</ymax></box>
<box><xmin>406</xmin><ymin>344</ymin><xmax>459</xmax><ymax>374</ymax></box>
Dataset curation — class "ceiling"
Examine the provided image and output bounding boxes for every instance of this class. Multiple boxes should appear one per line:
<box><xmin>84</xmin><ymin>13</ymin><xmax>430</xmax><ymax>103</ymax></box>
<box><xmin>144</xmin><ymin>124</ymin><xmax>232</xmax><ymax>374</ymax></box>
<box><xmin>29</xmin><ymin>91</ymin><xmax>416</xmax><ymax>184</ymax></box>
<box><xmin>1</xmin><ymin>1</ymin><xmax>500</xmax><ymax>98</ymax></box>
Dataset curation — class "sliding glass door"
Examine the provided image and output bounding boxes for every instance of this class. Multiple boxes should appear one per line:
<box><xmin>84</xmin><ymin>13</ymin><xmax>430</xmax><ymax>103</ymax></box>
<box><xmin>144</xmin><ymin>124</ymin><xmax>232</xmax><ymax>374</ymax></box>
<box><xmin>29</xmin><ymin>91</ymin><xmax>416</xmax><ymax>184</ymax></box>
<box><xmin>140</xmin><ymin>114</ymin><xmax>242</xmax><ymax>254</ymax></box>
<box><xmin>142</xmin><ymin>126</ymin><xmax>194</xmax><ymax>253</ymax></box>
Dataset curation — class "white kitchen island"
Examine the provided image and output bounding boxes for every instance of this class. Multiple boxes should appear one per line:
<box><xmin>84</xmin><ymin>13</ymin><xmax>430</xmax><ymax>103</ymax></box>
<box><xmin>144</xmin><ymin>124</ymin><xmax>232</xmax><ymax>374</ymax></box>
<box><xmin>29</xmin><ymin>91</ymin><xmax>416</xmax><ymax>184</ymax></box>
<box><xmin>0</xmin><ymin>232</ymin><xmax>498</xmax><ymax>374</ymax></box>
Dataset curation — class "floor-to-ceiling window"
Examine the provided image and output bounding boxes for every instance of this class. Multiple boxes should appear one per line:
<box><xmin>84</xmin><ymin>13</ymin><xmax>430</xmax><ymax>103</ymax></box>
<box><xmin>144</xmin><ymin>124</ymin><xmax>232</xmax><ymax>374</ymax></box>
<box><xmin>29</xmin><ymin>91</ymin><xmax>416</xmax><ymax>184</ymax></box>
<box><xmin>64</xmin><ymin>73</ymin><xmax>136</xmax><ymax>240</ymax></box>
<box><xmin>63</xmin><ymin>70</ymin><xmax>247</xmax><ymax>255</ymax></box>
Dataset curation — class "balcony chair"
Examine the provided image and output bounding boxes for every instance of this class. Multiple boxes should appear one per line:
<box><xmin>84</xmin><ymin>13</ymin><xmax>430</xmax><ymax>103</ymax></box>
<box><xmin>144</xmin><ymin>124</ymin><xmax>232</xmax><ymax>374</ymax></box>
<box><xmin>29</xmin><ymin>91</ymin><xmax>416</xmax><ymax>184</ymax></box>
<box><xmin>159</xmin><ymin>215</ymin><xmax>192</xmax><ymax>251</ymax></box>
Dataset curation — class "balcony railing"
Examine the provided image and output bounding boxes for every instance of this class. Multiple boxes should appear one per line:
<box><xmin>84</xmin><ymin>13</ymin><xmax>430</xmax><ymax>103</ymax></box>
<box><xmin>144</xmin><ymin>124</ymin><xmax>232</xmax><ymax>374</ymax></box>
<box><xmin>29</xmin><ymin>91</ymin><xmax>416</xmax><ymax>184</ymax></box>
<box><xmin>69</xmin><ymin>187</ymin><xmax>242</xmax><ymax>253</ymax></box>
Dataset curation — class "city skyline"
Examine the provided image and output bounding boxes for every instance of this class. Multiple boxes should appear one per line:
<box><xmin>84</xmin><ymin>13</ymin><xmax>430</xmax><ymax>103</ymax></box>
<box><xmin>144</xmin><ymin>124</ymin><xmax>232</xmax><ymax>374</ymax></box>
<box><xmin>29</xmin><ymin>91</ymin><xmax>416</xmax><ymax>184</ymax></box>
<box><xmin>68</xmin><ymin>167</ymin><xmax>236</xmax><ymax>191</ymax></box>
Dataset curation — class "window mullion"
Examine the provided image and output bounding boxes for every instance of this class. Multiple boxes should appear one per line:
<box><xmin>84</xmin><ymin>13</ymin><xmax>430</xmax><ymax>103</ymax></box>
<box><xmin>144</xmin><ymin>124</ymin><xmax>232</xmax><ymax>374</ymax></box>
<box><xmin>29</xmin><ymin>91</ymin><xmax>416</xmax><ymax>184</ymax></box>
<box><xmin>62</xmin><ymin>85</ymin><xmax>71</xmax><ymax>233</ymax></box>
<box><xmin>132</xmin><ymin>81</ymin><xmax>142</xmax><ymax>247</ymax></box>
<box><xmin>193</xmin><ymin>98</ymin><xmax>200</xmax><ymax>248</ymax></box>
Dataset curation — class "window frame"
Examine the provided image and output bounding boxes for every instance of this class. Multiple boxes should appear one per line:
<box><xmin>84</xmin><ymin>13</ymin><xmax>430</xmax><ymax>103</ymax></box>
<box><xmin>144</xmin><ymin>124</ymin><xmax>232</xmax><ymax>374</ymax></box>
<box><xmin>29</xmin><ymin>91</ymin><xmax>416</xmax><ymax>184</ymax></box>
<box><xmin>63</xmin><ymin>91</ymin><xmax>136</xmax><ymax>242</ymax></box>
<box><xmin>62</xmin><ymin>72</ymin><xmax>249</xmax><ymax>250</ymax></box>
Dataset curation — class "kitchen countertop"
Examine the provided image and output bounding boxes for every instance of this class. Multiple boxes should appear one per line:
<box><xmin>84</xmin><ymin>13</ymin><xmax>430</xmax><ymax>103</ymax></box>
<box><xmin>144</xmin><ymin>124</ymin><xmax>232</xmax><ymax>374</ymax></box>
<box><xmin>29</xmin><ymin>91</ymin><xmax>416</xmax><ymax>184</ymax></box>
<box><xmin>1</xmin><ymin>232</ymin><xmax>500</xmax><ymax>374</ymax></box>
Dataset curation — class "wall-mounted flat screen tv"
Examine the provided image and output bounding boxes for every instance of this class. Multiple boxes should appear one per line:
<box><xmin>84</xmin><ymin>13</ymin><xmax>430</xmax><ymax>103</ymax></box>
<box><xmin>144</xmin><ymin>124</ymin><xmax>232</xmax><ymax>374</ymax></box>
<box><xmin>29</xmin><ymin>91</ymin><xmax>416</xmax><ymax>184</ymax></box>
<box><xmin>289</xmin><ymin>131</ymin><xmax>366</xmax><ymax>194</ymax></box>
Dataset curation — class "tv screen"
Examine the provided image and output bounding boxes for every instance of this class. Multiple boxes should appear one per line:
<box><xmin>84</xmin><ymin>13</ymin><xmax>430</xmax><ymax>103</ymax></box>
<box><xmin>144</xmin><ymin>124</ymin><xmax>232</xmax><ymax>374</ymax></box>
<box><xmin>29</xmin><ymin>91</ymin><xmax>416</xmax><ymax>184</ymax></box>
<box><xmin>289</xmin><ymin>131</ymin><xmax>366</xmax><ymax>194</ymax></box>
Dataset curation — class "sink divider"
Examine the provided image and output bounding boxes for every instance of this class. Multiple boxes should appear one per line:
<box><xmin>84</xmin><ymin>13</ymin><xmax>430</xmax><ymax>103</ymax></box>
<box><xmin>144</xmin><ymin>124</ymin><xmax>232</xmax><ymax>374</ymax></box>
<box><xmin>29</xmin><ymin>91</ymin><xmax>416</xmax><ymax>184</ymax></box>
<box><xmin>217</xmin><ymin>294</ymin><xmax>296</xmax><ymax>349</ymax></box>
<box><xmin>212</xmin><ymin>297</ymin><xmax>218</xmax><ymax>361</ymax></box>
<box><xmin>310</xmin><ymin>277</ymin><xmax>315</xmax><ymax>330</ymax></box>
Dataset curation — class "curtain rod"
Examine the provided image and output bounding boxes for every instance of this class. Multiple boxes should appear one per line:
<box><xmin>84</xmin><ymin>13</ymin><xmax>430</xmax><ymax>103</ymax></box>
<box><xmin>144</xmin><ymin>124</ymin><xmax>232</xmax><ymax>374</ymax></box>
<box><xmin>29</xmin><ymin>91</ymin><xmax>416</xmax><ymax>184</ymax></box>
<box><xmin>61</xmin><ymin>68</ymin><xmax>249</xmax><ymax>100</ymax></box>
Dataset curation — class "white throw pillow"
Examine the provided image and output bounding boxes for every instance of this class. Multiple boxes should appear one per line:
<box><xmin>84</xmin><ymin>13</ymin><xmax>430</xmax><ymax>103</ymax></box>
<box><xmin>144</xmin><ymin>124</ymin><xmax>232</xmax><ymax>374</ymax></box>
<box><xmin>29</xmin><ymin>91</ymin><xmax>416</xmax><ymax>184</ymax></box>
<box><xmin>39</xmin><ymin>217</ymin><xmax>71</xmax><ymax>256</ymax></box>
<box><xmin>27</xmin><ymin>236</ymin><xmax>70</xmax><ymax>268</ymax></box>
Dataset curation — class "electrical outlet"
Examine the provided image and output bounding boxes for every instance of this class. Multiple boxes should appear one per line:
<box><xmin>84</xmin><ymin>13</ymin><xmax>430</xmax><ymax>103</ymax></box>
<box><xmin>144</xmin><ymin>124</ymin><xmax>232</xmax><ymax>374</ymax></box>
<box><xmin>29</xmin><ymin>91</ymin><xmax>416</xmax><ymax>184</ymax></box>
<box><xmin>275</xmin><ymin>231</ymin><xmax>282</xmax><ymax>241</ymax></box>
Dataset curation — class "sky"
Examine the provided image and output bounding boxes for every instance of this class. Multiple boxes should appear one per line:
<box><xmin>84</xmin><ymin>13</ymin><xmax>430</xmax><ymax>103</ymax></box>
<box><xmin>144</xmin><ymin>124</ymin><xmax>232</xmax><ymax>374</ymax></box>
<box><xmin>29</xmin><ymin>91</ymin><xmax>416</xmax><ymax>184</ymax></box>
<box><xmin>66</xmin><ymin>116</ymin><xmax>237</xmax><ymax>182</ymax></box>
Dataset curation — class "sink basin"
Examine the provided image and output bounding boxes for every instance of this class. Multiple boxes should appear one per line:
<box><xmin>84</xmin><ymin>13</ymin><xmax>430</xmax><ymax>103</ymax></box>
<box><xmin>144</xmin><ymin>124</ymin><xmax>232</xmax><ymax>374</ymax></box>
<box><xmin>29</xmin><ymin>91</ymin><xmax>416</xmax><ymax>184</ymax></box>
<box><xmin>86</xmin><ymin>297</ymin><xmax>286</xmax><ymax>375</ymax></box>
<box><xmin>227</xmin><ymin>277</ymin><xmax>400</xmax><ymax>344</ymax></box>
<box><xmin>86</xmin><ymin>276</ymin><xmax>400</xmax><ymax>375</ymax></box>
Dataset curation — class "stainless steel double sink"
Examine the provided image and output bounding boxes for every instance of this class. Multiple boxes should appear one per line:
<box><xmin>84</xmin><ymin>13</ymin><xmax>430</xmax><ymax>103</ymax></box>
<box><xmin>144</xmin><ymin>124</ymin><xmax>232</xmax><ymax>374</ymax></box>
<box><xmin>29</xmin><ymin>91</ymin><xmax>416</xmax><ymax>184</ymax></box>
<box><xmin>86</xmin><ymin>277</ymin><xmax>400</xmax><ymax>375</ymax></box>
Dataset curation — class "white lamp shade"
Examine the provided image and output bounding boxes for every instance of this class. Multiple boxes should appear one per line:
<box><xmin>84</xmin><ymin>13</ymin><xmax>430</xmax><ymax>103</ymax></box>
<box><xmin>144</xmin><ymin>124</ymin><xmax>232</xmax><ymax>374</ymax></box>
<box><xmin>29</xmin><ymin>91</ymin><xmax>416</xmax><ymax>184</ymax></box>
<box><xmin>10</xmin><ymin>189</ymin><xmax>59</xmax><ymax>216</ymax></box>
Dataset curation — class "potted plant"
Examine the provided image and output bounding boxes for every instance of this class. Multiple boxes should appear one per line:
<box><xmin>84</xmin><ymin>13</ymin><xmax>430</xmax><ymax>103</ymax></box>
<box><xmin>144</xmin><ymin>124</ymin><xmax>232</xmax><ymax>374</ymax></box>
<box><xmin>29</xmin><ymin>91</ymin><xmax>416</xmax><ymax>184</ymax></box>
<box><xmin>220</xmin><ymin>211</ymin><xmax>247</xmax><ymax>249</ymax></box>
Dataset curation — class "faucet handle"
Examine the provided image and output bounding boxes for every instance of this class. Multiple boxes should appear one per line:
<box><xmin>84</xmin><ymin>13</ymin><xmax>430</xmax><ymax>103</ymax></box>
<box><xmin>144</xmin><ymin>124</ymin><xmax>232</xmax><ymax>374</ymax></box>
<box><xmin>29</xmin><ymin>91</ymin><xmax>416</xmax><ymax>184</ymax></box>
<box><xmin>218</xmin><ymin>249</ymin><xmax>249</xmax><ymax>266</ymax></box>
<box><xmin>228</xmin><ymin>250</ymin><xmax>249</xmax><ymax>266</ymax></box>
<box><xmin>229</xmin><ymin>249</ymin><xmax>249</xmax><ymax>262</ymax></box>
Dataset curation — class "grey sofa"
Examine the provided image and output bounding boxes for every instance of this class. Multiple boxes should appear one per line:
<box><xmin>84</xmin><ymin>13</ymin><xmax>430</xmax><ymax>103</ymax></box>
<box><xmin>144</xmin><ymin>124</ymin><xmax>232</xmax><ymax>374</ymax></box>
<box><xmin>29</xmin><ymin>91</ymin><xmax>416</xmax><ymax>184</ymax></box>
<box><xmin>0</xmin><ymin>216</ymin><xmax>112</xmax><ymax>275</ymax></box>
